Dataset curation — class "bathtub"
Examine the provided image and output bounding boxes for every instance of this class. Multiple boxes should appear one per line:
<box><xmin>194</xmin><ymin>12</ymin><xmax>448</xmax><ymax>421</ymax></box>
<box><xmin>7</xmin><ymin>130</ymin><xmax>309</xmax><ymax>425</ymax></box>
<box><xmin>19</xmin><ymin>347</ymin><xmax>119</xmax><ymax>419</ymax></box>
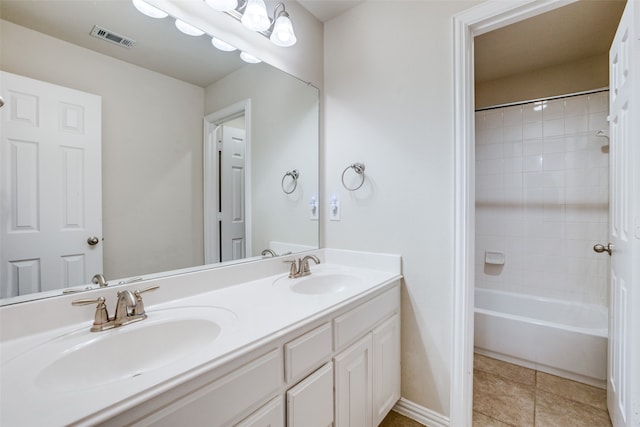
<box><xmin>474</xmin><ymin>288</ymin><xmax>608</xmax><ymax>388</ymax></box>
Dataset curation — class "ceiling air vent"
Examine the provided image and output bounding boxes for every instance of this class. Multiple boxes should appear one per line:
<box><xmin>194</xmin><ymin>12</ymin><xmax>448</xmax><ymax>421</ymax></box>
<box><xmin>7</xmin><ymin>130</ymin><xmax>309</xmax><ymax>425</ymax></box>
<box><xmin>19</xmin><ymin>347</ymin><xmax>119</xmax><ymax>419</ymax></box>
<box><xmin>90</xmin><ymin>25</ymin><xmax>135</xmax><ymax>48</ymax></box>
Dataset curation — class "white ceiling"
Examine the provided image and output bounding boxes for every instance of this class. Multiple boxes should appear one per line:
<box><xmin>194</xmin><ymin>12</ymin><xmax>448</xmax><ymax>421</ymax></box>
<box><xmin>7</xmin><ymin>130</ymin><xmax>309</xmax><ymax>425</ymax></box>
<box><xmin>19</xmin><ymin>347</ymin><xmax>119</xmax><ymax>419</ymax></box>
<box><xmin>475</xmin><ymin>0</ymin><xmax>626</xmax><ymax>82</ymax></box>
<box><xmin>0</xmin><ymin>0</ymin><xmax>246</xmax><ymax>88</ymax></box>
<box><xmin>297</xmin><ymin>0</ymin><xmax>365</xmax><ymax>22</ymax></box>
<box><xmin>2</xmin><ymin>0</ymin><xmax>626</xmax><ymax>88</ymax></box>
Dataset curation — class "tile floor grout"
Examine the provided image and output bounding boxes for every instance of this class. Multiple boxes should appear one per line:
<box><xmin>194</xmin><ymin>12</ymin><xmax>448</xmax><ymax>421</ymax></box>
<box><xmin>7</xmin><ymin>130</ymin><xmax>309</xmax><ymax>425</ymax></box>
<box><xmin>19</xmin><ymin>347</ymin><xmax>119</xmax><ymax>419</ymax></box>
<box><xmin>380</xmin><ymin>353</ymin><xmax>611</xmax><ymax>427</ymax></box>
<box><xmin>473</xmin><ymin>353</ymin><xmax>611</xmax><ymax>427</ymax></box>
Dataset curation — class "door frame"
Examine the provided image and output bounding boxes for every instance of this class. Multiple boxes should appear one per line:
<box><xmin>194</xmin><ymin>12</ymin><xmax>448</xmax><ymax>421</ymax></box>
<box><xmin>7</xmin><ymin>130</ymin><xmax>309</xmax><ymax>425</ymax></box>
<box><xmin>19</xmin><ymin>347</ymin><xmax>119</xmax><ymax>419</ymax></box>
<box><xmin>451</xmin><ymin>1</ymin><xmax>580</xmax><ymax>424</ymax></box>
<box><xmin>203</xmin><ymin>99</ymin><xmax>252</xmax><ymax>264</ymax></box>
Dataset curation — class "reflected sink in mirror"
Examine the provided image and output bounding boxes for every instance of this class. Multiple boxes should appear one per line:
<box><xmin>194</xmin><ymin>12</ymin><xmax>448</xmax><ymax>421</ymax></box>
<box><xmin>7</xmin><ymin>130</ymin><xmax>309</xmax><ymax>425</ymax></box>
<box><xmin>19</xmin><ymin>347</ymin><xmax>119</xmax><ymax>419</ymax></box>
<box><xmin>273</xmin><ymin>272</ymin><xmax>364</xmax><ymax>295</ymax></box>
<box><xmin>6</xmin><ymin>306</ymin><xmax>237</xmax><ymax>392</ymax></box>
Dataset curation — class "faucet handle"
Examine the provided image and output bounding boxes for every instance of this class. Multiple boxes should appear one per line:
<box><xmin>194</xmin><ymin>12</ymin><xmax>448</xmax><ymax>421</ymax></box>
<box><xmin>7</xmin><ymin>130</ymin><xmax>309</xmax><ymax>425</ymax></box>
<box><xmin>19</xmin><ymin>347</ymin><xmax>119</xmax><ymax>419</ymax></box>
<box><xmin>137</xmin><ymin>285</ymin><xmax>160</xmax><ymax>294</ymax></box>
<box><xmin>132</xmin><ymin>285</ymin><xmax>159</xmax><ymax>316</ymax></box>
<box><xmin>283</xmin><ymin>259</ymin><xmax>300</xmax><ymax>278</ymax></box>
<box><xmin>72</xmin><ymin>296</ymin><xmax>111</xmax><ymax>332</ymax></box>
<box><xmin>71</xmin><ymin>296</ymin><xmax>105</xmax><ymax>306</ymax></box>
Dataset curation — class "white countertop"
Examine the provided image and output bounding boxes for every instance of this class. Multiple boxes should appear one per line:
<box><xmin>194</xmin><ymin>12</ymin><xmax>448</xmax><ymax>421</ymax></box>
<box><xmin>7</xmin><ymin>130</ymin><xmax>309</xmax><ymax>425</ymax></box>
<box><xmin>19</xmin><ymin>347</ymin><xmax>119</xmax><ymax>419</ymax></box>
<box><xmin>0</xmin><ymin>250</ymin><xmax>401</xmax><ymax>427</ymax></box>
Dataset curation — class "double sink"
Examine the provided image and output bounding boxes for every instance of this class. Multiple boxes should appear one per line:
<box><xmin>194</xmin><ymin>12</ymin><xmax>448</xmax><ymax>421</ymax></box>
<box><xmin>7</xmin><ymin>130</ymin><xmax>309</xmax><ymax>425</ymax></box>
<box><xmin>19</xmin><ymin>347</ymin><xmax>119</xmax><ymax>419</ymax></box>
<box><xmin>2</xmin><ymin>265</ymin><xmax>366</xmax><ymax>396</ymax></box>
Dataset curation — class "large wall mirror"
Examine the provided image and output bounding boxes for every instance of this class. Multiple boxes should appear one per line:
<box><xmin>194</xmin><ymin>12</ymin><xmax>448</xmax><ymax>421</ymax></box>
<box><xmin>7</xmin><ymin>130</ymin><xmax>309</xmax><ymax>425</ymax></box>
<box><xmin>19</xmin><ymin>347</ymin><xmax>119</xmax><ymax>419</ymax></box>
<box><xmin>0</xmin><ymin>0</ymin><xmax>319</xmax><ymax>305</ymax></box>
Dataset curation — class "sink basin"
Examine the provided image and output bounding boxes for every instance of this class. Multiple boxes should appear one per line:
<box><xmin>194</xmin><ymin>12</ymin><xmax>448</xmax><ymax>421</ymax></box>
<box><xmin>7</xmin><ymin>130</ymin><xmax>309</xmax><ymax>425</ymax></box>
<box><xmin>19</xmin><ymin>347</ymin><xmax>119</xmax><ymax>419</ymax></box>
<box><xmin>274</xmin><ymin>272</ymin><xmax>363</xmax><ymax>295</ymax></box>
<box><xmin>9</xmin><ymin>306</ymin><xmax>237</xmax><ymax>392</ymax></box>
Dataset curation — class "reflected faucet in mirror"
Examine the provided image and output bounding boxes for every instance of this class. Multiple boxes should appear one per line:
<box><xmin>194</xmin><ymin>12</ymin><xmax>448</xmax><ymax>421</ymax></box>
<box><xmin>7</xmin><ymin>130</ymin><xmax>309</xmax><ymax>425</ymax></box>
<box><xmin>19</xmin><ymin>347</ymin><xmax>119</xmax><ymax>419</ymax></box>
<box><xmin>92</xmin><ymin>274</ymin><xmax>108</xmax><ymax>287</ymax></box>
<box><xmin>261</xmin><ymin>249</ymin><xmax>278</xmax><ymax>257</ymax></box>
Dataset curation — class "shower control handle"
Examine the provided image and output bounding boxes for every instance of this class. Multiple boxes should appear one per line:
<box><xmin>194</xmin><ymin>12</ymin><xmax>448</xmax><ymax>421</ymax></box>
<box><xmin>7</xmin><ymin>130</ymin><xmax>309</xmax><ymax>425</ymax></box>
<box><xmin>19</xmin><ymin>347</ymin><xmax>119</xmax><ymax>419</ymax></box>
<box><xmin>593</xmin><ymin>243</ymin><xmax>613</xmax><ymax>256</ymax></box>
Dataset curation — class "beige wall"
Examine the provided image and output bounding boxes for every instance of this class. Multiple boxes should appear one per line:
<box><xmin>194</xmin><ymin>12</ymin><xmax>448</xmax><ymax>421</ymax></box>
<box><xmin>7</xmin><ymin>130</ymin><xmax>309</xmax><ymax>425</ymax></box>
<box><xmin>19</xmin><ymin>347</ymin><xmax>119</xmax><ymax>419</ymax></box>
<box><xmin>476</xmin><ymin>53</ymin><xmax>608</xmax><ymax>108</ymax></box>
<box><xmin>324</xmin><ymin>0</ymin><xmax>482</xmax><ymax>417</ymax></box>
<box><xmin>205</xmin><ymin>63</ymin><xmax>319</xmax><ymax>255</ymax></box>
<box><xmin>1</xmin><ymin>20</ymin><xmax>205</xmax><ymax>279</ymax></box>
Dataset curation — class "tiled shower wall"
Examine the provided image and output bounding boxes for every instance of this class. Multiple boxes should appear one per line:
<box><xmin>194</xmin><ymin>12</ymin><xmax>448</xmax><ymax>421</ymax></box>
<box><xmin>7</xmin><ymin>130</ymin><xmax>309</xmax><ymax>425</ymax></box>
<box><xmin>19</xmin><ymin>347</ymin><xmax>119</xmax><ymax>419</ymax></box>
<box><xmin>475</xmin><ymin>91</ymin><xmax>610</xmax><ymax>306</ymax></box>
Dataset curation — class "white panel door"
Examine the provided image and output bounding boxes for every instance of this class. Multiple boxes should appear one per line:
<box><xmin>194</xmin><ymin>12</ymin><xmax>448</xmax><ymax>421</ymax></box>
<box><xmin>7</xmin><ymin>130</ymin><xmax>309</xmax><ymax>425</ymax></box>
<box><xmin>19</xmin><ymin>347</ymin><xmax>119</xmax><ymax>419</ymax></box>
<box><xmin>220</xmin><ymin>125</ymin><xmax>246</xmax><ymax>262</ymax></box>
<box><xmin>607</xmin><ymin>1</ymin><xmax>640</xmax><ymax>426</ymax></box>
<box><xmin>0</xmin><ymin>71</ymin><xmax>102</xmax><ymax>297</ymax></box>
<box><xmin>334</xmin><ymin>334</ymin><xmax>373</xmax><ymax>427</ymax></box>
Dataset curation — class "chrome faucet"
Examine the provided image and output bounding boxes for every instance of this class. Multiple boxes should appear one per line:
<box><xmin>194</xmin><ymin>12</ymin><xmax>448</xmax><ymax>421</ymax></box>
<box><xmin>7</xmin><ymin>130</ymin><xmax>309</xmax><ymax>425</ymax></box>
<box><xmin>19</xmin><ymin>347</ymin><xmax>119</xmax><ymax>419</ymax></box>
<box><xmin>114</xmin><ymin>290</ymin><xmax>136</xmax><ymax>325</ymax></box>
<box><xmin>284</xmin><ymin>255</ymin><xmax>321</xmax><ymax>278</ymax></box>
<box><xmin>91</xmin><ymin>273</ymin><xmax>108</xmax><ymax>287</ymax></box>
<box><xmin>261</xmin><ymin>249</ymin><xmax>278</xmax><ymax>257</ymax></box>
<box><xmin>72</xmin><ymin>285</ymin><xmax>159</xmax><ymax>332</ymax></box>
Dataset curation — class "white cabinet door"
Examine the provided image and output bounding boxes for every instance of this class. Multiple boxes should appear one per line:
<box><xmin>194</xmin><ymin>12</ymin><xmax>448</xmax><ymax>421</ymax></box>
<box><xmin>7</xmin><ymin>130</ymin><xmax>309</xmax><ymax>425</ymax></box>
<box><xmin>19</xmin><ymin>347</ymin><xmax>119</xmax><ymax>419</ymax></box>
<box><xmin>372</xmin><ymin>314</ymin><xmax>401</xmax><ymax>425</ymax></box>
<box><xmin>286</xmin><ymin>363</ymin><xmax>334</xmax><ymax>427</ymax></box>
<box><xmin>334</xmin><ymin>334</ymin><xmax>373</xmax><ymax>427</ymax></box>
<box><xmin>236</xmin><ymin>396</ymin><xmax>284</xmax><ymax>427</ymax></box>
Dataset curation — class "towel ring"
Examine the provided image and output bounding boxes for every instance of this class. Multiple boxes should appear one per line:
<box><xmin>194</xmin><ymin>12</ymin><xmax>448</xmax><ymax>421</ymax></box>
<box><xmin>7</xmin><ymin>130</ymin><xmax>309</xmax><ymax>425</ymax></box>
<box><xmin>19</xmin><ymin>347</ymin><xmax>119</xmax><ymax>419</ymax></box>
<box><xmin>341</xmin><ymin>162</ymin><xmax>366</xmax><ymax>191</ymax></box>
<box><xmin>281</xmin><ymin>169</ymin><xmax>299</xmax><ymax>194</ymax></box>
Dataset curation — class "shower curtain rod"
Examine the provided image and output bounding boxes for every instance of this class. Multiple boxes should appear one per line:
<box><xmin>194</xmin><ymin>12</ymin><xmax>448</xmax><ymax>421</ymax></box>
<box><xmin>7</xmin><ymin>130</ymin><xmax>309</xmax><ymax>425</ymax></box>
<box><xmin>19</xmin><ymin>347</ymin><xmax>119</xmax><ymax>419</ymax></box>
<box><xmin>475</xmin><ymin>87</ymin><xmax>609</xmax><ymax>112</ymax></box>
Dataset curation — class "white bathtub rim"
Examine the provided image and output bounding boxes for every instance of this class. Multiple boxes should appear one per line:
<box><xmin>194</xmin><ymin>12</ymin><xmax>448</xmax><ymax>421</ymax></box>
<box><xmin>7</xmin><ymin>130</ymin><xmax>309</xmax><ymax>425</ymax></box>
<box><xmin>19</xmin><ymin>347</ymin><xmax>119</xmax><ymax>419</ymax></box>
<box><xmin>474</xmin><ymin>307</ymin><xmax>608</xmax><ymax>338</ymax></box>
<box><xmin>475</xmin><ymin>288</ymin><xmax>608</xmax><ymax>313</ymax></box>
<box><xmin>474</xmin><ymin>288</ymin><xmax>608</xmax><ymax>337</ymax></box>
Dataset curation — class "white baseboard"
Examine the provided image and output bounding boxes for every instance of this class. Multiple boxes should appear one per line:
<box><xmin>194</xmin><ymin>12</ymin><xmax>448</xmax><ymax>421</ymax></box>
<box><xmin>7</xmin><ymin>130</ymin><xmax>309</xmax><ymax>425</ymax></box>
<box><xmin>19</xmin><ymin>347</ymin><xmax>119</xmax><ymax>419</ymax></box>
<box><xmin>392</xmin><ymin>398</ymin><xmax>450</xmax><ymax>427</ymax></box>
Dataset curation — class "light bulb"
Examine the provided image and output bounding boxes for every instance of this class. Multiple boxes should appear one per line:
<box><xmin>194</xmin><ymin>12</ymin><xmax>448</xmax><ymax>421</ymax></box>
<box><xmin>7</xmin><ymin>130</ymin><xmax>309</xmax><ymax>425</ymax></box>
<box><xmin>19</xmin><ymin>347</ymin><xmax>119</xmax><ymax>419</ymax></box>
<box><xmin>212</xmin><ymin>37</ymin><xmax>237</xmax><ymax>52</ymax></box>
<box><xmin>240</xmin><ymin>51</ymin><xmax>261</xmax><ymax>63</ymax></box>
<box><xmin>270</xmin><ymin>14</ymin><xmax>296</xmax><ymax>47</ymax></box>
<box><xmin>204</xmin><ymin>0</ymin><xmax>238</xmax><ymax>11</ymax></box>
<box><xmin>132</xmin><ymin>0</ymin><xmax>168</xmax><ymax>18</ymax></box>
<box><xmin>175</xmin><ymin>19</ymin><xmax>204</xmax><ymax>36</ymax></box>
<box><xmin>241</xmin><ymin>0</ymin><xmax>270</xmax><ymax>31</ymax></box>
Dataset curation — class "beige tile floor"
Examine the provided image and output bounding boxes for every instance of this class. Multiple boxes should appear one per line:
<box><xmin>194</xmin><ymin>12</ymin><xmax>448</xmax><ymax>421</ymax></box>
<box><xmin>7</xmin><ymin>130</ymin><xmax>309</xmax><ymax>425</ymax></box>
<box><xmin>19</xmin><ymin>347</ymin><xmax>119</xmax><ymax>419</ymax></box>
<box><xmin>378</xmin><ymin>354</ymin><xmax>611</xmax><ymax>427</ymax></box>
<box><xmin>379</xmin><ymin>410</ymin><xmax>426</xmax><ymax>427</ymax></box>
<box><xmin>473</xmin><ymin>354</ymin><xmax>612</xmax><ymax>427</ymax></box>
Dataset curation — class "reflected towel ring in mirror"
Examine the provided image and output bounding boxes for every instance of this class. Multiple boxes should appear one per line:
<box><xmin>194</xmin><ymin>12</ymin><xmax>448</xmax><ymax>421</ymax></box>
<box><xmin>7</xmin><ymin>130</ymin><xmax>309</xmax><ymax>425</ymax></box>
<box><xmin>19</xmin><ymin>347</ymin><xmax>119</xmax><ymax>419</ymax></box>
<box><xmin>281</xmin><ymin>169</ymin><xmax>299</xmax><ymax>194</ymax></box>
<box><xmin>341</xmin><ymin>162</ymin><xmax>366</xmax><ymax>191</ymax></box>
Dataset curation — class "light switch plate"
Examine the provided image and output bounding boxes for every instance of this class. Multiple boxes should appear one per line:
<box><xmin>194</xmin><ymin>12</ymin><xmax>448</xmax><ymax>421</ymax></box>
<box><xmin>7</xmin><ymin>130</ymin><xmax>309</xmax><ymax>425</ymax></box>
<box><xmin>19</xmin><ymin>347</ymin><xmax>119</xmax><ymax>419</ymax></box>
<box><xmin>329</xmin><ymin>197</ymin><xmax>340</xmax><ymax>221</ymax></box>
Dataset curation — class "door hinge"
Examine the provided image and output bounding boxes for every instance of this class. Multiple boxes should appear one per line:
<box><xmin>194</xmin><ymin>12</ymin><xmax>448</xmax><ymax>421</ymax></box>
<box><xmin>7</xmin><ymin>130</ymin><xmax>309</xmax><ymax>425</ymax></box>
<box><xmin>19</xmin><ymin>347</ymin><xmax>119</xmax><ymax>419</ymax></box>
<box><xmin>217</xmin><ymin>140</ymin><xmax>223</xmax><ymax>152</ymax></box>
<box><xmin>217</xmin><ymin>212</ymin><xmax>223</xmax><ymax>221</ymax></box>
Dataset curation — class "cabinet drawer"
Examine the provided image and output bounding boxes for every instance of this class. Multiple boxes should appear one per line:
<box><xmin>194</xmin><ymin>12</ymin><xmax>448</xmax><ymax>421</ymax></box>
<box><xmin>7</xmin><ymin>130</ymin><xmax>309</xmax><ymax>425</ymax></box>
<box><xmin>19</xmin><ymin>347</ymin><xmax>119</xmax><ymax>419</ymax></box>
<box><xmin>140</xmin><ymin>349</ymin><xmax>283</xmax><ymax>427</ymax></box>
<box><xmin>286</xmin><ymin>363</ymin><xmax>334</xmax><ymax>427</ymax></box>
<box><xmin>235</xmin><ymin>396</ymin><xmax>284</xmax><ymax>427</ymax></box>
<box><xmin>333</xmin><ymin>286</ymin><xmax>399</xmax><ymax>352</ymax></box>
<box><xmin>284</xmin><ymin>323</ymin><xmax>332</xmax><ymax>383</ymax></box>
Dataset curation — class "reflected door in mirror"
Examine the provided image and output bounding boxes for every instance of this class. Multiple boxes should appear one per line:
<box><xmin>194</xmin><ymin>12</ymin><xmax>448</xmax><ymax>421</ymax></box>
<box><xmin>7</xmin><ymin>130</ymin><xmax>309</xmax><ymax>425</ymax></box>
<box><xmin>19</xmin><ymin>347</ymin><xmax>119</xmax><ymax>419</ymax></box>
<box><xmin>220</xmin><ymin>125</ymin><xmax>246</xmax><ymax>262</ymax></box>
<box><xmin>0</xmin><ymin>72</ymin><xmax>102</xmax><ymax>298</ymax></box>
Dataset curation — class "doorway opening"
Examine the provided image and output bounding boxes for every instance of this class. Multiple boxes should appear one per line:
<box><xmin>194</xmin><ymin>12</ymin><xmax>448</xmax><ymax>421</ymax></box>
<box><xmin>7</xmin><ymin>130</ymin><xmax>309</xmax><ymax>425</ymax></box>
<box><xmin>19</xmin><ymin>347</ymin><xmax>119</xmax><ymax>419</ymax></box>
<box><xmin>452</xmin><ymin>1</ymin><xmax>627</xmax><ymax>425</ymax></box>
<box><xmin>204</xmin><ymin>99</ymin><xmax>252</xmax><ymax>264</ymax></box>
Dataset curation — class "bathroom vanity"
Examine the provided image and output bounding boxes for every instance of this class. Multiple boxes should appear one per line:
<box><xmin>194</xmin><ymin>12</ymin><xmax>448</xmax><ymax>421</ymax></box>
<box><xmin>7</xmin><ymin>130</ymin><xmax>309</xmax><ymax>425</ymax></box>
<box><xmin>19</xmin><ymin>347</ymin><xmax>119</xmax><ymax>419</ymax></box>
<box><xmin>0</xmin><ymin>249</ymin><xmax>401</xmax><ymax>427</ymax></box>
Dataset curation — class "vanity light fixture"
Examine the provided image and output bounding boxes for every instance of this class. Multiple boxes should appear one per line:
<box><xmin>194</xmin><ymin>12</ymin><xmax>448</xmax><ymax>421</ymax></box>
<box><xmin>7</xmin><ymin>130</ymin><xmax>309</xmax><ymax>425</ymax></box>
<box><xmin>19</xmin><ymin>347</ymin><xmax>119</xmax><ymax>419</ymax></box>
<box><xmin>211</xmin><ymin>37</ymin><xmax>237</xmax><ymax>51</ymax></box>
<box><xmin>175</xmin><ymin>19</ymin><xmax>205</xmax><ymax>36</ymax></box>
<box><xmin>241</xmin><ymin>0</ymin><xmax>270</xmax><ymax>31</ymax></box>
<box><xmin>130</xmin><ymin>0</ymin><xmax>272</xmax><ymax>64</ymax></box>
<box><xmin>240</xmin><ymin>51</ymin><xmax>262</xmax><ymax>63</ymax></box>
<box><xmin>269</xmin><ymin>3</ymin><xmax>296</xmax><ymax>47</ymax></box>
<box><xmin>205</xmin><ymin>0</ymin><xmax>297</xmax><ymax>47</ymax></box>
<box><xmin>132</xmin><ymin>0</ymin><xmax>168</xmax><ymax>19</ymax></box>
